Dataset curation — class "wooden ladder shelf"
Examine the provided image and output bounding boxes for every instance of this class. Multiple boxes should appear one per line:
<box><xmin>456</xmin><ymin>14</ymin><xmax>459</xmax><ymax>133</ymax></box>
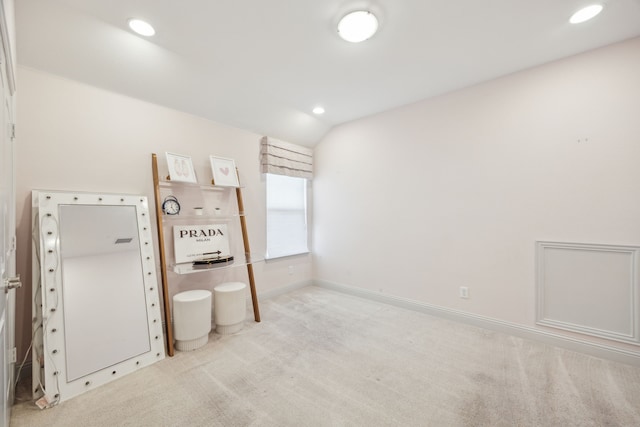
<box><xmin>151</xmin><ymin>153</ymin><xmax>260</xmax><ymax>356</ymax></box>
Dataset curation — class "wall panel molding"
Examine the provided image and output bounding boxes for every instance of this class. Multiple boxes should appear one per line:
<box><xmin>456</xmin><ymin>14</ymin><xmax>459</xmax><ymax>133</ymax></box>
<box><xmin>536</xmin><ymin>241</ymin><xmax>640</xmax><ymax>345</ymax></box>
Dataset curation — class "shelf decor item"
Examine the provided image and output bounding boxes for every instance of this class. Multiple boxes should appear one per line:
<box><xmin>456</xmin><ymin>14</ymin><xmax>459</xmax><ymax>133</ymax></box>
<box><xmin>166</xmin><ymin>152</ymin><xmax>197</xmax><ymax>183</ymax></box>
<box><xmin>210</xmin><ymin>156</ymin><xmax>239</xmax><ymax>187</ymax></box>
<box><xmin>172</xmin><ymin>223</ymin><xmax>231</xmax><ymax>264</ymax></box>
<box><xmin>161</xmin><ymin>195</ymin><xmax>181</xmax><ymax>215</ymax></box>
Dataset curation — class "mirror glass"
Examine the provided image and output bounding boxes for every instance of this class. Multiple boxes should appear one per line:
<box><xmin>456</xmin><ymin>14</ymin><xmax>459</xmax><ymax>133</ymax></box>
<box><xmin>59</xmin><ymin>205</ymin><xmax>151</xmax><ymax>381</ymax></box>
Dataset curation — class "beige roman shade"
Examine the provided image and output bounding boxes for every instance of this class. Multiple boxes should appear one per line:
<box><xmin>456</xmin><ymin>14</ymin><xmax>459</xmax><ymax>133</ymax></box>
<box><xmin>260</xmin><ymin>136</ymin><xmax>313</xmax><ymax>180</ymax></box>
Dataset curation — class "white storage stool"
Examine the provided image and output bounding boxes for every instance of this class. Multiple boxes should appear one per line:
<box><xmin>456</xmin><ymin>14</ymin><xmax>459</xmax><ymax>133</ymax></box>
<box><xmin>173</xmin><ymin>290</ymin><xmax>212</xmax><ymax>351</ymax></box>
<box><xmin>213</xmin><ymin>282</ymin><xmax>247</xmax><ymax>335</ymax></box>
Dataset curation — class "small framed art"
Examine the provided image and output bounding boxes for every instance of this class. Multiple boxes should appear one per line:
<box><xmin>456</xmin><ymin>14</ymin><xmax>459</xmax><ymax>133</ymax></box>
<box><xmin>166</xmin><ymin>152</ymin><xmax>197</xmax><ymax>183</ymax></box>
<box><xmin>210</xmin><ymin>156</ymin><xmax>240</xmax><ymax>187</ymax></box>
<box><xmin>173</xmin><ymin>224</ymin><xmax>231</xmax><ymax>264</ymax></box>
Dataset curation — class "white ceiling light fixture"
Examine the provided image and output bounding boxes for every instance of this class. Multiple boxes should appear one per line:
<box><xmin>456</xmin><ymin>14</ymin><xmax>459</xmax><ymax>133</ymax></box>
<box><xmin>312</xmin><ymin>106</ymin><xmax>325</xmax><ymax>115</ymax></box>
<box><xmin>128</xmin><ymin>18</ymin><xmax>156</xmax><ymax>36</ymax></box>
<box><xmin>569</xmin><ymin>4</ymin><xmax>603</xmax><ymax>24</ymax></box>
<box><xmin>338</xmin><ymin>10</ymin><xmax>379</xmax><ymax>43</ymax></box>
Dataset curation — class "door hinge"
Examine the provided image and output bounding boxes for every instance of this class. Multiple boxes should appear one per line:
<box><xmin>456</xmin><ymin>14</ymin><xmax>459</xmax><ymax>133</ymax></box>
<box><xmin>3</xmin><ymin>275</ymin><xmax>21</xmax><ymax>294</ymax></box>
<box><xmin>9</xmin><ymin>123</ymin><xmax>15</xmax><ymax>140</ymax></box>
<box><xmin>11</xmin><ymin>235</ymin><xmax>16</xmax><ymax>252</ymax></box>
<box><xmin>10</xmin><ymin>347</ymin><xmax>16</xmax><ymax>364</ymax></box>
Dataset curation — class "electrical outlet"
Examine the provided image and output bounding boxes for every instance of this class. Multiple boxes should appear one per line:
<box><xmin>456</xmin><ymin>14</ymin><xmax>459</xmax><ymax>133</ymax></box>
<box><xmin>288</xmin><ymin>265</ymin><xmax>294</xmax><ymax>275</ymax></box>
<box><xmin>459</xmin><ymin>286</ymin><xmax>469</xmax><ymax>299</ymax></box>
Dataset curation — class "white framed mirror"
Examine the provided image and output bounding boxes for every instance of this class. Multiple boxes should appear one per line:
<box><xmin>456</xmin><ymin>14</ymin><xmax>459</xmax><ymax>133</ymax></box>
<box><xmin>32</xmin><ymin>190</ymin><xmax>165</xmax><ymax>404</ymax></box>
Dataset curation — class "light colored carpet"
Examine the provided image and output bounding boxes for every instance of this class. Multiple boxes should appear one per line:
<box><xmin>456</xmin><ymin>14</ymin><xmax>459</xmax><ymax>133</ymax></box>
<box><xmin>11</xmin><ymin>286</ymin><xmax>640</xmax><ymax>426</ymax></box>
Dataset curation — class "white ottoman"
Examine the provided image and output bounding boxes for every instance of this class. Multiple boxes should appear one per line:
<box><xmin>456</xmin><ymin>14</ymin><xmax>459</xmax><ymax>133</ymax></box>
<box><xmin>173</xmin><ymin>290</ymin><xmax>212</xmax><ymax>351</ymax></box>
<box><xmin>213</xmin><ymin>282</ymin><xmax>247</xmax><ymax>335</ymax></box>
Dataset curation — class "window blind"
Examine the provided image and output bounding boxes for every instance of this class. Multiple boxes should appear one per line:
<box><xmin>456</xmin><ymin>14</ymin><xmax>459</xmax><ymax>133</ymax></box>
<box><xmin>260</xmin><ymin>136</ymin><xmax>313</xmax><ymax>180</ymax></box>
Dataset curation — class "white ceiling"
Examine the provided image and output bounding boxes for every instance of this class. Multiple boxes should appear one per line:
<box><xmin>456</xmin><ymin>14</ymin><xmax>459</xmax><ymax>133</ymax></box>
<box><xmin>15</xmin><ymin>0</ymin><xmax>640</xmax><ymax>146</ymax></box>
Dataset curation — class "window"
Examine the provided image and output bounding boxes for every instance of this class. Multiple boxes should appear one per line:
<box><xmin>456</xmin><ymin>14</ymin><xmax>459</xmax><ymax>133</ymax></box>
<box><xmin>266</xmin><ymin>173</ymin><xmax>309</xmax><ymax>259</ymax></box>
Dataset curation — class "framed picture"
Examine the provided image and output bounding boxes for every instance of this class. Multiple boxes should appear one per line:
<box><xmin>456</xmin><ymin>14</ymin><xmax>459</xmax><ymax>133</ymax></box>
<box><xmin>173</xmin><ymin>224</ymin><xmax>231</xmax><ymax>264</ymax></box>
<box><xmin>210</xmin><ymin>156</ymin><xmax>239</xmax><ymax>187</ymax></box>
<box><xmin>166</xmin><ymin>152</ymin><xmax>197</xmax><ymax>183</ymax></box>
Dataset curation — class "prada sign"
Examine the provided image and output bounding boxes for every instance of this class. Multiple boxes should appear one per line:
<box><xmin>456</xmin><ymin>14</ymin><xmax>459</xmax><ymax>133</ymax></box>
<box><xmin>173</xmin><ymin>224</ymin><xmax>230</xmax><ymax>264</ymax></box>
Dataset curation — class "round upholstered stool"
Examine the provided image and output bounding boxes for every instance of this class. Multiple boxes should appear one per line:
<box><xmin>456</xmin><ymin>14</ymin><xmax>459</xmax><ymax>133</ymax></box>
<box><xmin>213</xmin><ymin>282</ymin><xmax>247</xmax><ymax>335</ymax></box>
<box><xmin>173</xmin><ymin>290</ymin><xmax>212</xmax><ymax>351</ymax></box>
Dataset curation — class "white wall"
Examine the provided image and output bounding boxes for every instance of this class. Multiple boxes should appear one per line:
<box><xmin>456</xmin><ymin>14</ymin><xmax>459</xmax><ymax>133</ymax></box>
<box><xmin>17</xmin><ymin>36</ymin><xmax>640</xmax><ymax>362</ymax></box>
<box><xmin>313</xmin><ymin>37</ymin><xmax>640</xmax><ymax>353</ymax></box>
<box><xmin>15</xmin><ymin>67</ymin><xmax>312</xmax><ymax>358</ymax></box>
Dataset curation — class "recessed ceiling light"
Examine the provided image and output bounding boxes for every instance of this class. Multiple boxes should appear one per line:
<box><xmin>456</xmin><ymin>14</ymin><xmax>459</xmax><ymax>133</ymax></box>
<box><xmin>569</xmin><ymin>4</ymin><xmax>603</xmax><ymax>24</ymax></box>
<box><xmin>337</xmin><ymin>11</ymin><xmax>378</xmax><ymax>43</ymax></box>
<box><xmin>128</xmin><ymin>18</ymin><xmax>156</xmax><ymax>36</ymax></box>
<box><xmin>312</xmin><ymin>106</ymin><xmax>325</xmax><ymax>115</ymax></box>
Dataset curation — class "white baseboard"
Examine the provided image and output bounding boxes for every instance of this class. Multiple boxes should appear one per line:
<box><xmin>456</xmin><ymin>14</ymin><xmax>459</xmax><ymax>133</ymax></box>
<box><xmin>255</xmin><ymin>280</ymin><xmax>314</xmax><ymax>301</ymax></box>
<box><xmin>314</xmin><ymin>279</ymin><xmax>640</xmax><ymax>367</ymax></box>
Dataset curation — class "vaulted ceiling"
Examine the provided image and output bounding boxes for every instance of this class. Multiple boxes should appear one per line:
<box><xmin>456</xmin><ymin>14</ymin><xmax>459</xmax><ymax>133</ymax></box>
<box><xmin>15</xmin><ymin>0</ymin><xmax>640</xmax><ymax>146</ymax></box>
